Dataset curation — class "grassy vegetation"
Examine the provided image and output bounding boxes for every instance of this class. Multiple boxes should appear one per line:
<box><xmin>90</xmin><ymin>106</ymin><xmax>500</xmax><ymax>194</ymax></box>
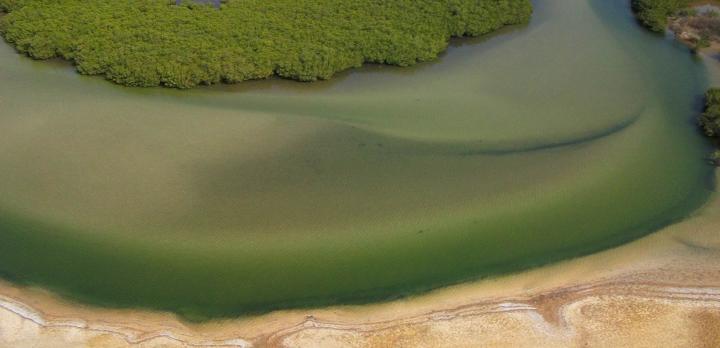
<box><xmin>631</xmin><ymin>0</ymin><xmax>690</xmax><ymax>31</ymax></box>
<box><xmin>700</xmin><ymin>88</ymin><xmax>720</xmax><ymax>164</ymax></box>
<box><xmin>0</xmin><ymin>0</ymin><xmax>531</xmax><ymax>88</ymax></box>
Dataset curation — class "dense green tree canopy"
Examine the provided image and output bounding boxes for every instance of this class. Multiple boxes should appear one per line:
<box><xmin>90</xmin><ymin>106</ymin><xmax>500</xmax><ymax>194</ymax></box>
<box><xmin>701</xmin><ymin>88</ymin><xmax>720</xmax><ymax>137</ymax></box>
<box><xmin>631</xmin><ymin>0</ymin><xmax>690</xmax><ymax>31</ymax></box>
<box><xmin>701</xmin><ymin>88</ymin><xmax>720</xmax><ymax>164</ymax></box>
<box><xmin>0</xmin><ymin>0</ymin><xmax>531</xmax><ymax>88</ymax></box>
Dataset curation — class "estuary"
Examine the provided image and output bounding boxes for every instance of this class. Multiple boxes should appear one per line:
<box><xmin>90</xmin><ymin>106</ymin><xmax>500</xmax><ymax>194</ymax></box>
<box><xmin>0</xmin><ymin>0</ymin><xmax>714</xmax><ymax>319</ymax></box>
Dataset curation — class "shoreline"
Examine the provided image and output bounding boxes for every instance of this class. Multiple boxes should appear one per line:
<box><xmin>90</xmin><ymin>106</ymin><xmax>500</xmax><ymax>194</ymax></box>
<box><xmin>668</xmin><ymin>2</ymin><xmax>720</xmax><ymax>54</ymax></box>
<box><xmin>1</xmin><ymin>2</ymin><xmax>719</xmax><ymax>346</ymax></box>
<box><xmin>1</xmin><ymin>172</ymin><xmax>719</xmax><ymax>347</ymax></box>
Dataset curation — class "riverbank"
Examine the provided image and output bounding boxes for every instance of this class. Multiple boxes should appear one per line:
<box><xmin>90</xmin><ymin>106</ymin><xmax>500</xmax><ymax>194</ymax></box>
<box><xmin>0</xmin><ymin>0</ymin><xmax>716</xmax><ymax>345</ymax></box>
<box><xmin>1</xmin><ymin>171</ymin><xmax>718</xmax><ymax>347</ymax></box>
<box><xmin>667</xmin><ymin>2</ymin><xmax>720</xmax><ymax>53</ymax></box>
<box><xmin>661</xmin><ymin>2</ymin><xmax>720</xmax><ymax>163</ymax></box>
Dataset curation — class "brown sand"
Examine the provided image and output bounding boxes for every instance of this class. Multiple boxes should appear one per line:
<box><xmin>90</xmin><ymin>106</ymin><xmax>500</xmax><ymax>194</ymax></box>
<box><xmin>0</xmin><ymin>170</ymin><xmax>719</xmax><ymax>347</ymax></box>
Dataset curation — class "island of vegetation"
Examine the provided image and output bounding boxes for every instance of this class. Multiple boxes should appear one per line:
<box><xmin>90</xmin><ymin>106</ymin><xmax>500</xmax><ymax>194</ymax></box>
<box><xmin>0</xmin><ymin>0</ymin><xmax>531</xmax><ymax>88</ymax></box>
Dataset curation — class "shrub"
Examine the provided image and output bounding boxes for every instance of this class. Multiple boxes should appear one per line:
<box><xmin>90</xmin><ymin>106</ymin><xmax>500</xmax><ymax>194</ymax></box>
<box><xmin>700</xmin><ymin>88</ymin><xmax>720</xmax><ymax>165</ymax></box>
<box><xmin>701</xmin><ymin>88</ymin><xmax>720</xmax><ymax>136</ymax></box>
<box><xmin>631</xmin><ymin>0</ymin><xmax>690</xmax><ymax>32</ymax></box>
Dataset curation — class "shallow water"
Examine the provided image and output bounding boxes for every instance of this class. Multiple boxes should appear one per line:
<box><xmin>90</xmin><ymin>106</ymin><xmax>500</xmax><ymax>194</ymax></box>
<box><xmin>0</xmin><ymin>0</ymin><xmax>714</xmax><ymax>318</ymax></box>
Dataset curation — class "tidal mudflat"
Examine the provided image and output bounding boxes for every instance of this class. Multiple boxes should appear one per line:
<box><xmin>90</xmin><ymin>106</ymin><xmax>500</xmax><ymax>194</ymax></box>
<box><xmin>0</xmin><ymin>0</ymin><xmax>715</xmax><ymax>324</ymax></box>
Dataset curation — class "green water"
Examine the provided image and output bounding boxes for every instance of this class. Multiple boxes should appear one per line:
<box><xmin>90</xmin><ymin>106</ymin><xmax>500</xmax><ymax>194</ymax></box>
<box><xmin>0</xmin><ymin>0</ymin><xmax>714</xmax><ymax>318</ymax></box>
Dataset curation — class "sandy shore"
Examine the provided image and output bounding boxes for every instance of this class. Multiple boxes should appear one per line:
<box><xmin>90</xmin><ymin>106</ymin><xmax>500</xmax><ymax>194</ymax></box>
<box><xmin>0</xmin><ymin>170</ymin><xmax>718</xmax><ymax>347</ymax></box>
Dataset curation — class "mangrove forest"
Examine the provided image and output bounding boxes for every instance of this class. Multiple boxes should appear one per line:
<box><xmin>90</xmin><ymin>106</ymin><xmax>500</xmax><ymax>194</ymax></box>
<box><xmin>0</xmin><ymin>0</ymin><xmax>531</xmax><ymax>88</ymax></box>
